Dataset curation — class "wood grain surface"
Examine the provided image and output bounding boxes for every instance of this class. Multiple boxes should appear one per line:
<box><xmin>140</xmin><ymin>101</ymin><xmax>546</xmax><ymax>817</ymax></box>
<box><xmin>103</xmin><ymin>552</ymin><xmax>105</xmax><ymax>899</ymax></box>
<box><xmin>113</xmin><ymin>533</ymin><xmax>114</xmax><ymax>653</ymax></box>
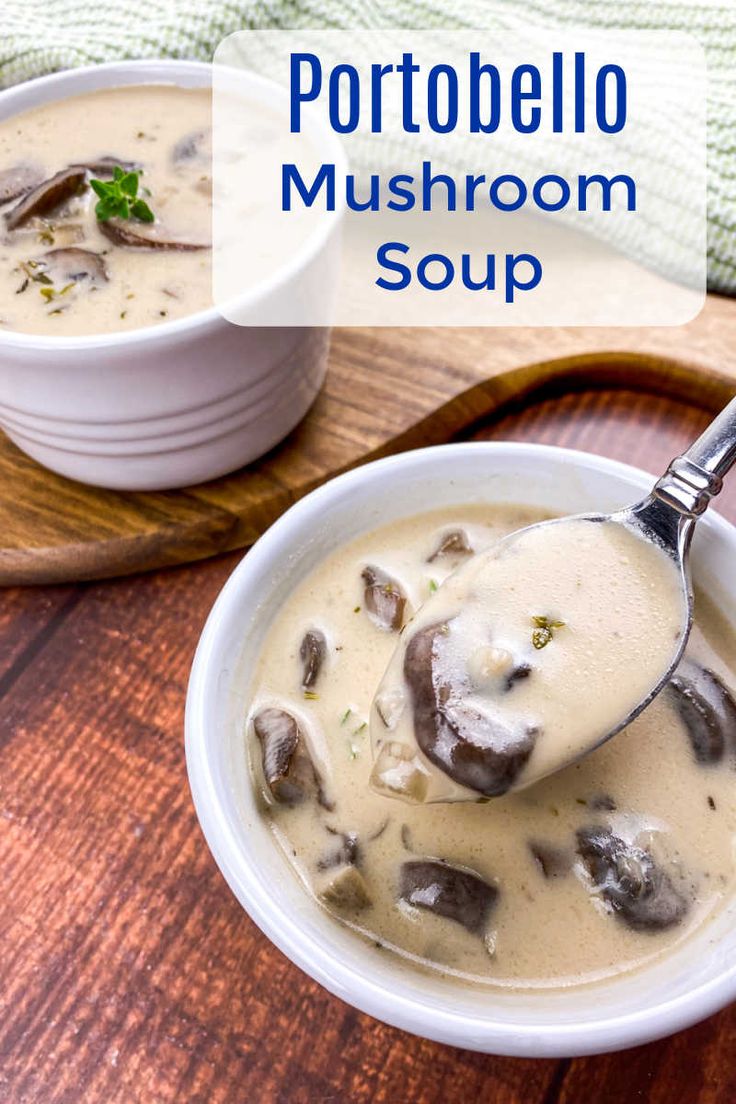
<box><xmin>1</xmin><ymin>382</ymin><xmax>735</xmax><ymax>1104</ymax></box>
<box><xmin>3</xmin><ymin>294</ymin><xmax>736</xmax><ymax>586</ymax></box>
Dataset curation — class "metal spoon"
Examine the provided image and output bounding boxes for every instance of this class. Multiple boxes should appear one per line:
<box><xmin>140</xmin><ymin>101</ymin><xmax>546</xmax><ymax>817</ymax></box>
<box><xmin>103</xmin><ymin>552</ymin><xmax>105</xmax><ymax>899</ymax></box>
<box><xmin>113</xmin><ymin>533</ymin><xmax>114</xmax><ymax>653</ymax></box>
<box><xmin>370</xmin><ymin>396</ymin><xmax>736</xmax><ymax>803</ymax></box>
<box><xmin>556</xmin><ymin>393</ymin><xmax>736</xmax><ymax>760</ymax></box>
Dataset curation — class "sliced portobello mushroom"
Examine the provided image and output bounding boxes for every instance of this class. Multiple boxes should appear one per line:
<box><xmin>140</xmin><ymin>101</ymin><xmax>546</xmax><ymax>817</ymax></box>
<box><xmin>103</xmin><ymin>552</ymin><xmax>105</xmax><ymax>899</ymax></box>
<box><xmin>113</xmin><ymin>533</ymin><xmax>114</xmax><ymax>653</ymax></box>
<box><xmin>576</xmin><ymin>825</ymin><xmax>689</xmax><ymax>932</ymax></box>
<box><xmin>172</xmin><ymin>127</ymin><xmax>212</xmax><ymax>166</ymax></box>
<box><xmin>668</xmin><ymin>662</ymin><xmax>736</xmax><ymax>765</ymax></box>
<box><xmin>0</xmin><ymin>164</ymin><xmax>44</xmax><ymax>205</ymax></box>
<box><xmin>300</xmin><ymin>629</ymin><xmax>326</xmax><ymax>690</ymax></box>
<box><xmin>35</xmin><ymin>247</ymin><xmax>108</xmax><ymax>287</ymax></box>
<box><xmin>5</xmin><ymin>167</ymin><xmax>87</xmax><ymax>231</ymax></box>
<box><xmin>253</xmin><ymin>707</ymin><xmax>328</xmax><ymax>807</ymax></box>
<box><xmin>427</xmin><ymin>529</ymin><xmax>473</xmax><ymax>562</ymax></box>
<box><xmin>98</xmin><ymin>219</ymin><xmax>210</xmax><ymax>251</ymax></box>
<box><xmin>403</xmin><ymin>623</ymin><xmax>537</xmax><ymax>796</ymax></box>
<box><xmin>362</xmin><ymin>565</ymin><xmax>406</xmax><ymax>632</ymax></box>
<box><xmin>399</xmin><ymin>859</ymin><xmax>498</xmax><ymax>935</ymax></box>
<box><xmin>69</xmin><ymin>156</ymin><xmax>141</xmax><ymax>176</ymax></box>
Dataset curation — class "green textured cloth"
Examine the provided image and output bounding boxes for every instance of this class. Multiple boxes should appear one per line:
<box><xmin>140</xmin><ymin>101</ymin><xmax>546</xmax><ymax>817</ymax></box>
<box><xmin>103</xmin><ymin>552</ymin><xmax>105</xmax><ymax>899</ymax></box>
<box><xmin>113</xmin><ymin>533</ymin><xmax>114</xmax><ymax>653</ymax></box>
<box><xmin>0</xmin><ymin>1</ymin><xmax>733</xmax><ymax>293</ymax></box>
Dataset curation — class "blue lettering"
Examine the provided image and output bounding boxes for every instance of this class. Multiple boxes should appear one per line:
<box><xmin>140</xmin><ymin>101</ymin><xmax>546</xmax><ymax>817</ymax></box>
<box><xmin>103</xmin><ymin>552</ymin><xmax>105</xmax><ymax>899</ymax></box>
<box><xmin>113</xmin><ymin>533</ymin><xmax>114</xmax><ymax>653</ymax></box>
<box><xmin>596</xmin><ymin>64</ymin><xmax>627</xmax><ymax>133</ymax></box>
<box><xmin>329</xmin><ymin>64</ymin><xmax>360</xmax><ymax>133</ymax></box>
<box><xmin>511</xmin><ymin>64</ymin><xmax>541</xmax><ymax>133</ymax></box>
<box><xmin>282</xmin><ymin>163</ymin><xmax>335</xmax><ymax>211</ymax></box>
<box><xmin>376</xmin><ymin>242</ymin><xmax>412</xmax><ymax>290</ymax></box>
<box><xmin>506</xmin><ymin>254</ymin><xmax>543</xmax><ymax>303</ymax></box>
<box><xmin>290</xmin><ymin>53</ymin><xmax>321</xmax><ymax>133</ymax></box>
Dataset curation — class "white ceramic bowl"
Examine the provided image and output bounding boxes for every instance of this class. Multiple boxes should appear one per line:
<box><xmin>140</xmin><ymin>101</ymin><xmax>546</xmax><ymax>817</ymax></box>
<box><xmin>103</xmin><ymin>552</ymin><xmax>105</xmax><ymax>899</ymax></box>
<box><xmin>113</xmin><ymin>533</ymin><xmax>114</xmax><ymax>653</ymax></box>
<box><xmin>0</xmin><ymin>60</ymin><xmax>343</xmax><ymax>490</ymax></box>
<box><xmin>186</xmin><ymin>443</ymin><xmax>736</xmax><ymax>1056</ymax></box>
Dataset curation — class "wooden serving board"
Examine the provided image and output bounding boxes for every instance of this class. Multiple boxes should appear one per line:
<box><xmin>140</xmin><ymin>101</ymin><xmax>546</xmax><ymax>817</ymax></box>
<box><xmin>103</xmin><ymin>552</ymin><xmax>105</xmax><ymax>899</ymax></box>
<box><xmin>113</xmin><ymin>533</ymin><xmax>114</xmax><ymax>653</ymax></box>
<box><xmin>3</xmin><ymin>294</ymin><xmax>736</xmax><ymax>586</ymax></box>
<box><xmin>3</xmin><ymin>386</ymin><xmax>735</xmax><ymax>1104</ymax></box>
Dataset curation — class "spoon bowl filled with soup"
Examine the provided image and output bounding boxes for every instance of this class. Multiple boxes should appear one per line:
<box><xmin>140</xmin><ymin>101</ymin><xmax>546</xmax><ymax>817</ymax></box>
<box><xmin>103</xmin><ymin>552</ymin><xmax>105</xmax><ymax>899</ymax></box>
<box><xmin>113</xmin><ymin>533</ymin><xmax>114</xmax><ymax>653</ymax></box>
<box><xmin>187</xmin><ymin>442</ymin><xmax>736</xmax><ymax>1056</ymax></box>
<box><xmin>0</xmin><ymin>60</ymin><xmax>343</xmax><ymax>489</ymax></box>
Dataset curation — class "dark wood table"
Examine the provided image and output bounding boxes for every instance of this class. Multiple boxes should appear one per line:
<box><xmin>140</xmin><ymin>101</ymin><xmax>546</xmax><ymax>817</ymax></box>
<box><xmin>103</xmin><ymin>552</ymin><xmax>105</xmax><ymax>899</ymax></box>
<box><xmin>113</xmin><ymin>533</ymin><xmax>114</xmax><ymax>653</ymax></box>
<box><xmin>1</xmin><ymin>385</ymin><xmax>735</xmax><ymax>1104</ymax></box>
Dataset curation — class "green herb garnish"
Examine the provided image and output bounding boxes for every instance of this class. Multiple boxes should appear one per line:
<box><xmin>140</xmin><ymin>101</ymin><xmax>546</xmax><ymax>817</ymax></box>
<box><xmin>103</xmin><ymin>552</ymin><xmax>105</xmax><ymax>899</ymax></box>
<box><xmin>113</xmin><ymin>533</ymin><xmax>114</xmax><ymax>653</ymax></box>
<box><xmin>340</xmin><ymin>707</ymin><xmax>352</xmax><ymax>726</ymax></box>
<box><xmin>428</xmin><ymin>578</ymin><xmax>438</xmax><ymax>594</ymax></box>
<box><xmin>532</xmin><ymin>614</ymin><xmax>565</xmax><ymax>650</ymax></box>
<box><xmin>18</xmin><ymin>260</ymin><xmax>52</xmax><ymax>289</ymax></box>
<box><xmin>90</xmin><ymin>166</ymin><xmax>155</xmax><ymax>223</ymax></box>
<box><xmin>39</xmin><ymin>282</ymin><xmax>73</xmax><ymax>303</ymax></box>
<box><xmin>303</xmin><ymin>690</ymin><xmax>319</xmax><ymax>701</ymax></box>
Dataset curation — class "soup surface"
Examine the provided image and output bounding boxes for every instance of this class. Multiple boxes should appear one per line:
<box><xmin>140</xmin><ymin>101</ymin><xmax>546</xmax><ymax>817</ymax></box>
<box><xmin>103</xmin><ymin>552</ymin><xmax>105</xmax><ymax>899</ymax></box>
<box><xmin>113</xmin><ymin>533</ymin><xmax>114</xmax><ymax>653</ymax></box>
<box><xmin>0</xmin><ymin>85</ymin><xmax>212</xmax><ymax>335</ymax></box>
<box><xmin>372</xmin><ymin>516</ymin><xmax>685</xmax><ymax>801</ymax></box>
<box><xmin>246</xmin><ymin>505</ymin><xmax>736</xmax><ymax>988</ymax></box>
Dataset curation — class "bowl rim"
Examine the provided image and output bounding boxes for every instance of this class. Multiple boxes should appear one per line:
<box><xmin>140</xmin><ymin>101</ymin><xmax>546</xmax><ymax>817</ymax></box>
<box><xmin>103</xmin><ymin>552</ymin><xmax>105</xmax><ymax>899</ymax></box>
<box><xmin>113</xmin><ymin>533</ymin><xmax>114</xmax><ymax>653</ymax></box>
<box><xmin>185</xmin><ymin>441</ymin><xmax>736</xmax><ymax>1056</ymax></box>
<box><xmin>0</xmin><ymin>58</ymin><xmax>345</xmax><ymax>353</ymax></box>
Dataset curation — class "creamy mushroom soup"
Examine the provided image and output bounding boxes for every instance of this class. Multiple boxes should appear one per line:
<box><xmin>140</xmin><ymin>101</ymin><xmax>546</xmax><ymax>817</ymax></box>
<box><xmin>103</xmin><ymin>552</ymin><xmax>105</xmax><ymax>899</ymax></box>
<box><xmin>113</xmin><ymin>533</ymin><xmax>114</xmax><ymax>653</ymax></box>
<box><xmin>372</xmin><ymin>516</ymin><xmax>685</xmax><ymax>801</ymax></box>
<box><xmin>0</xmin><ymin>85</ymin><xmax>212</xmax><ymax>335</ymax></box>
<box><xmin>246</xmin><ymin>505</ymin><xmax>736</xmax><ymax>988</ymax></box>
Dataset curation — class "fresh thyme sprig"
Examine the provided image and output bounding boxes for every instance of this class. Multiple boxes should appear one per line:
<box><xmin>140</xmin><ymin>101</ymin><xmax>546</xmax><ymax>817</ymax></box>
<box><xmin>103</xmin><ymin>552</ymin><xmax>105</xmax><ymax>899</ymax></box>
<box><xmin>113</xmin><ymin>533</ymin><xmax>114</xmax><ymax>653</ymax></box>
<box><xmin>90</xmin><ymin>166</ymin><xmax>154</xmax><ymax>223</ymax></box>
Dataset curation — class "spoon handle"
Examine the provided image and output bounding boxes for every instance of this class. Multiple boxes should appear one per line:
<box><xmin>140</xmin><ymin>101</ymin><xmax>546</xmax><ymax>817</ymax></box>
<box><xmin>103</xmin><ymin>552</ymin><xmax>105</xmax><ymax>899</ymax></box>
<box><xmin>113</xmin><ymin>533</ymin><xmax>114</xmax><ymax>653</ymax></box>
<box><xmin>684</xmin><ymin>395</ymin><xmax>736</xmax><ymax>480</ymax></box>
<box><xmin>653</xmin><ymin>395</ymin><xmax>736</xmax><ymax>518</ymax></box>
